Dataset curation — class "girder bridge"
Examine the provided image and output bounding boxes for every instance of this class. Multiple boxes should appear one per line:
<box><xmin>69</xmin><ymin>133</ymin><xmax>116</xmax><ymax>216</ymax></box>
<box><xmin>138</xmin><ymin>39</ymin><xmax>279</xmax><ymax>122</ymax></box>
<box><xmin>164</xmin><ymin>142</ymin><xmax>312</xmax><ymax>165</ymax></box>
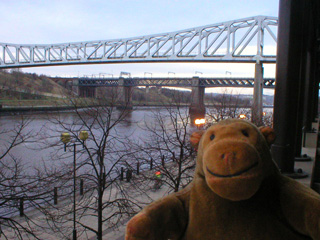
<box><xmin>78</xmin><ymin>77</ymin><xmax>276</xmax><ymax>88</ymax></box>
<box><xmin>0</xmin><ymin>16</ymin><xmax>277</xmax><ymax>68</ymax></box>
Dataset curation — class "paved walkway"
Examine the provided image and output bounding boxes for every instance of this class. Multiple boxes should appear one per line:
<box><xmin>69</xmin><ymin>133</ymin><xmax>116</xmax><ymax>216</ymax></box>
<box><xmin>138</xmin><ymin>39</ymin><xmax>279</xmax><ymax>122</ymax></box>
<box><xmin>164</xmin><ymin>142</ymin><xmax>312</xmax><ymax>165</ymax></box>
<box><xmin>2</xmin><ymin>169</ymin><xmax>173</xmax><ymax>240</ymax></box>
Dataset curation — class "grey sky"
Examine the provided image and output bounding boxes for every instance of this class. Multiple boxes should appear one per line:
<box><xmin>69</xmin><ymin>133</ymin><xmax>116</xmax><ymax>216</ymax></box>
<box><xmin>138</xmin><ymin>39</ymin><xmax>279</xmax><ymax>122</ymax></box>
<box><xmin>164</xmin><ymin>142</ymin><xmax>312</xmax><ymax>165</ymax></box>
<box><xmin>1</xmin><ymin>0</ymin><xmax>279</xmax><ymax>94</ymax></box>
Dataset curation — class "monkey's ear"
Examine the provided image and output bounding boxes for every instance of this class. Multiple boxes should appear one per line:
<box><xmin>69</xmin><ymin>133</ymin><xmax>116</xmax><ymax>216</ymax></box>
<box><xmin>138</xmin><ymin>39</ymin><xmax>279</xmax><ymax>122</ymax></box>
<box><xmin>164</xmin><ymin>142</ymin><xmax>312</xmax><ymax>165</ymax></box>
<box><xmin>190</xmin><ymin>130</ymin><xmax>205</xmax><ymax>150</ymax></box>
<box><xmin>259</xmin><ymin>126</ymin><xmax>276</xmax><ymax>146</ymax></box>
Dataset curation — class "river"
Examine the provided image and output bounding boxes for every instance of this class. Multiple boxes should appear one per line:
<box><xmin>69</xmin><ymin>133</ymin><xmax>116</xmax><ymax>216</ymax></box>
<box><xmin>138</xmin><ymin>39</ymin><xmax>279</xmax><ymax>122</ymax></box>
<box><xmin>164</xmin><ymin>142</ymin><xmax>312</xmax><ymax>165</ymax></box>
<box><xmin>0</xmin><ymin>107</ymin><xmax>192</xmax><ymax>172</ymax></box>
<box><xmin>0</xmin><ymin>106</ymin><xmax>273</xmax><ymax>173</ymax></box>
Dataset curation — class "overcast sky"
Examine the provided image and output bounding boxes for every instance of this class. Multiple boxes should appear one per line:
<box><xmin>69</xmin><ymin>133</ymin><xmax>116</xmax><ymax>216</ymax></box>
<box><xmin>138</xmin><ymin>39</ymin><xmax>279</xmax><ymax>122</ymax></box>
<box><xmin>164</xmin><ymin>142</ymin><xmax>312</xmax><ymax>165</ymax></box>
<box><xmin>1</xmin><ymin>0</ymin><xmax>279</xmax><ymax>94</ymax></box>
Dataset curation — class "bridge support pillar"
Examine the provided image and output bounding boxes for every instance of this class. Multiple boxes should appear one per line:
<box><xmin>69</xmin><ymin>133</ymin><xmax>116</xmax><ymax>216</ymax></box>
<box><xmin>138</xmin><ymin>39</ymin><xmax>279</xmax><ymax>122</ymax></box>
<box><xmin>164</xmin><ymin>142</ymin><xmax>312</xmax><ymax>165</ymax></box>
<box><xmin>189</xmin><ymin>77</ymin><xmax>205</xmax><ymax>124</ymax></box>
<box><xmin>145</xmin><ymin>86</ymin><xmax>150</xmax><ymax>94</ymax></box>
<box><xmin>117</xmin><ymin>77</ymin><xmax>133</xmax><ymax>109</ymax></box>
<box><xmin>72</xmin><ymin>79</ymin><xmax>79</xmax><ymax>96</ymax></box>
<box><xmin>271</xmin><ymin>0</ymin><xmax>312</xmax><ymax>177</ymax></box>
<box><xmin>252</xmin><ymin>62</ymin><xmax>264</xmax><ymax>126</ymax></box>
<box><xmin>78</xmin><ymin>86</ymin><xmax>97</xmax><ymax>98</ymax></box>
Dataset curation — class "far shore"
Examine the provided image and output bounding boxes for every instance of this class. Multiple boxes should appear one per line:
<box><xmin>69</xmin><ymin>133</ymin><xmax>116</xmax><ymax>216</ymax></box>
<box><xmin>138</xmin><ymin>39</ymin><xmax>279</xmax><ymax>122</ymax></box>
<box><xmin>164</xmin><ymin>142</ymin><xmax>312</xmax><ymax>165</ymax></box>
<box><xmin>0</xmin><ymin>102</ymin><xmax>273</xmax><ymax>117</ymax></box>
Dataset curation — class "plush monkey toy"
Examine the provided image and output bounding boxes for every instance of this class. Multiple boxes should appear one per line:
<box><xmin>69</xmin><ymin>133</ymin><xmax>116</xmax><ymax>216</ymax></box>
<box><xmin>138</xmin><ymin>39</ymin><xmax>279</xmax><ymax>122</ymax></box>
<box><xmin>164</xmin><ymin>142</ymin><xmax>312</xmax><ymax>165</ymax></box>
<box><xmin>126</xmin><ymin>119</ymin><xmax>320</xmax><ymax>240</ymax></box>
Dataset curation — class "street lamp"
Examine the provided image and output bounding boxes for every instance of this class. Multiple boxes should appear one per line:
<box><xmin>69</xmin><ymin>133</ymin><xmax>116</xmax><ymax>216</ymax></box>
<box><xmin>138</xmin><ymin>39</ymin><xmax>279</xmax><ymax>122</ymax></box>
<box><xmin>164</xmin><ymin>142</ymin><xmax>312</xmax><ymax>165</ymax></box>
<box><xmin>195</xmin><ymin>118</ymin><xmax>206</xmax><ymax>129</ymax></box>
<box><xmin>60</xmin><ymin>131</ymin><xmax>89</xmax><ymax>240</ymax></box>
<box><xmin>239</xmin><ymin>114</ymin><xmax>247</xmax><ymax>119</ymax></box>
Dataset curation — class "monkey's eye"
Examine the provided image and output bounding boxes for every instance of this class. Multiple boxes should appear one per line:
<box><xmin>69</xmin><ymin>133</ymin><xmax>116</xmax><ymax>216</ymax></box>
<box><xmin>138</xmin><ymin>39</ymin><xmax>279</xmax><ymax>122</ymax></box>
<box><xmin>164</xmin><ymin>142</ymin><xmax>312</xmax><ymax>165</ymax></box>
<box><xmin>242</xmin><ymin>130</ymin><xmax>249</xmax><ymax>137</ymax></box>
<box><xmin>210</xmin><ymin>134</ymin><xmax>215</xmax><ymax>140</ymax></box>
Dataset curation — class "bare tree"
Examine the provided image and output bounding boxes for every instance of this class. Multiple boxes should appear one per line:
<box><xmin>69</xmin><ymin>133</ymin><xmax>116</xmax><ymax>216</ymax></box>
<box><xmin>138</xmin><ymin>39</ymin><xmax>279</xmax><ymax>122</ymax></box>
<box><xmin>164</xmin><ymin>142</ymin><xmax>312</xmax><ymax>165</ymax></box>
<box><xmin>206</xmin><ymin>89</ymin><xmax>274</xmax><ymax>127</ymax></box>
<box><xmin>132</xmin><ymin>94</ymin><xmax>196</xmax><ymax>193</ymax></box>
<box><xmin>206</xmin><ymin>89</ymin><xmax>251</xmax><ymax>123</ymax></box>
<box><xmin>0</xmin><ymin>116</ymin><xmax>45</xmax><ymax>240</ymax></box>
<box><xmin>38</xmin><ymin>91</ymin><xmax>139</xmax><ymax>240</ymax></box>
<box><xmin>262</xmin><ymin>110</ymin><xmax>274</xmax><ymax>127</ymax></box>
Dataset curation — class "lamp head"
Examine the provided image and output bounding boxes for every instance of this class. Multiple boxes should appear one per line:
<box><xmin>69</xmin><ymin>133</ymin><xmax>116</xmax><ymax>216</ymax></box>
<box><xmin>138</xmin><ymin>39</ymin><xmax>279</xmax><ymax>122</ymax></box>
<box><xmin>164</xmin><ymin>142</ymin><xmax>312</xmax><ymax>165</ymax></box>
<box><xmin>79</xmin><ymin>131</ymin><xmax>89</xmax><ymax>141</ymax></box>
<box><xmin>195</xmin><ymin>118</ymin><xmax>206</xmax><ymax>125</ymax></box>
<box><xmin>60</xmin><ymin>132</ymin><xmax>71</xmax><ymax>144</ymax></box>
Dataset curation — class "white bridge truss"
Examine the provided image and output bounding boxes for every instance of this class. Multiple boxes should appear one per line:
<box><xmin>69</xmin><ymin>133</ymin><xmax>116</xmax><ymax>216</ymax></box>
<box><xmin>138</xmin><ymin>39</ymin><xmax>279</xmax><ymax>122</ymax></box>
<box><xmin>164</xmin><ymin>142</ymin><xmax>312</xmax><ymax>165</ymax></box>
<box><xmin>0</xmin><ymin>16</ymin><xmax>277</xmax><ymax>69</ymax></box>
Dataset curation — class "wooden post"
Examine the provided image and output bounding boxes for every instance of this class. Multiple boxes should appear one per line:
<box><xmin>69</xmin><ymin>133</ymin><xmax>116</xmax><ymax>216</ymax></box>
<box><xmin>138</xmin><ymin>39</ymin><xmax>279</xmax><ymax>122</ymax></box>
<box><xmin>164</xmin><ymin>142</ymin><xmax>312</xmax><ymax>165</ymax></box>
<box><xmin>150</xmin><ymin>158</ymin><xmax>153</xmax><ymax>170</ymax></box>
<box><xmin>54</xmin><ymin>187</ymin><xmax>58</xmax><ymax>205</ymax></box>
<box><xmin>126</xmin><ymin>169</ymin><xmax>132</xmax><ymax>182</ymax></box>
<box><xmin>137</xmin><ymin>162</ymin><xmax>140</xmax><ymax>175</ymax></box>
<box><xmin>80</xmin><ymin>179</ymin><xmax>84</xmax><ymax>196</ymax></box>
<box><xmin>120</xmin><ymin>167</ymin><xmax>124</xmax><ymax>181</ymax></box>
<box><xmin>19</xmin><ymin>197</ymin><xmax>24</xmax><ymax>217</ymax></box>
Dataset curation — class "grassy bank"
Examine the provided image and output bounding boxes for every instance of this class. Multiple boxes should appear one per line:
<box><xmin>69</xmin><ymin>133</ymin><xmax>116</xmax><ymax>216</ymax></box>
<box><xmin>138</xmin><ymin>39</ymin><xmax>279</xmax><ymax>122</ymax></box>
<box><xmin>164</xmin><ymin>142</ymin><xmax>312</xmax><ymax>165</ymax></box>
<box><xmin>0</xmin><ymin>98</ymin><xmax>100</xmax><ymax>108</ymax></box>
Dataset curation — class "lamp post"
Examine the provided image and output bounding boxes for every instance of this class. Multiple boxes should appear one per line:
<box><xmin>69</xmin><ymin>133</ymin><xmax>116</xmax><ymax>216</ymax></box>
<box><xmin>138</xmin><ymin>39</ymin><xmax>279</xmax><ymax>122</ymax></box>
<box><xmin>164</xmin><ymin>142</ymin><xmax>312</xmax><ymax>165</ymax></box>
<box><xmin>60</xmin><ymin>131</ymin><xmax>89</xmax><ymax>240</ymax></box>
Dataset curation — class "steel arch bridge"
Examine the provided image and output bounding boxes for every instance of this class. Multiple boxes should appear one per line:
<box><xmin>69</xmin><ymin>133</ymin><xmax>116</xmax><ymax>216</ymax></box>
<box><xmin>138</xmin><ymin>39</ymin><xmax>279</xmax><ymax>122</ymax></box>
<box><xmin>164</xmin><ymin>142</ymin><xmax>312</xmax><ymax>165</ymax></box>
<box><xmin>78</xmin><ymin>77</ymin><xmax>276</xmax><ymax>88</ymax></box>
<box><xmin>0</xmin><ymin>15</ymin><xmax>277</xmax><ymax>69</ymax></box>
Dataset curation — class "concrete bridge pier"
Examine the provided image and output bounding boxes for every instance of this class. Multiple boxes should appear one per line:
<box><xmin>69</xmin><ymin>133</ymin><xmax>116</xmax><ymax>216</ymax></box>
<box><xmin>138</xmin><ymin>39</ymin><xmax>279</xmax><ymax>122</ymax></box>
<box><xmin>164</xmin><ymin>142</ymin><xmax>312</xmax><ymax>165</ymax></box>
<box><xmin>117</xmin><ymin>77</ymin><xmax>133</xmax><ymax>109</ymax></box>
<box><xmin>73</xmin><ymin>78</ymin><xmax>98</xmax><ymax>98</ymax></box>
<box><xmin>145</xmin><ymin>86</ymin><xmax>150</xmax><ymax>94</ymax></box>
<box><xmin>252</xmin><ymin>62</ymin><xmax>264</xmax><ymax>126</ymax></box>
<box><xmin>79</xmin><ymin>86</ymin><xmax>97</xmax><ymax>98</ymax></box>
<box><xmin>189</xmin><ymin>77</ymin><xmax>206</xmax><ymax>123</ymax></box>
<box><xmin>72</xmin><ymin>79</ymin><xmax>79</xmax><ymax>96</ymax></box>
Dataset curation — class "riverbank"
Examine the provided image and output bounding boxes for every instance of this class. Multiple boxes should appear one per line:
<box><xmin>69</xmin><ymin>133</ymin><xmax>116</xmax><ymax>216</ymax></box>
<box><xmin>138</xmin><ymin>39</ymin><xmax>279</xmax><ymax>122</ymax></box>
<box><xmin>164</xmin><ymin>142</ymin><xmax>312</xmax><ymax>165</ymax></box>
<box><xmin>0</xmin><ymin>105</ymin><xmax>76</xmax><ymax>115</ymax></box>
<box><xmin>0</xmin><ymin>105</ymin><xmax>103</xmax><ymax>116</ymax></box>
<box><xmin>0</xmin><ymin>104</ymin><xmax>179</xmax><ymax>116</ymax></box>
<box><xmin>0</xmin><ymin>102</ymin><xmax>274</xmax><ymax>117</ymax></box>
<box><xmin>0</xmin><ymin>98</ymin><xmax>101</xmax><ymax>116</ymax></box>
